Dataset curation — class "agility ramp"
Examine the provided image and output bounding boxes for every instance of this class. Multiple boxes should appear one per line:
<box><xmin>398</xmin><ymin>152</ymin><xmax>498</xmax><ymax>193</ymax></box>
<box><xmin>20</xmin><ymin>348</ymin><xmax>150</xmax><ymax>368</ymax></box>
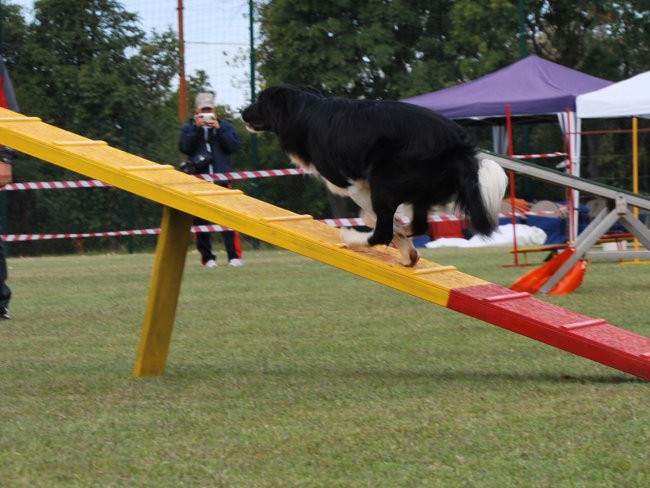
<box><xmin>1</xmin><ymin>108</ymin><xmax>649</xmax><ymax>381</ymax></box>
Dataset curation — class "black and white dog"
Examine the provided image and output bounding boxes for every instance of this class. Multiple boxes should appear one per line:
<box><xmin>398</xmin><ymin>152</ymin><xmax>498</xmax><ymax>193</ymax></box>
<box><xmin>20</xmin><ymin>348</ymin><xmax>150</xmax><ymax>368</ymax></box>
<box><xmin>242</xmin><ymin>85</ymin><xmax>507</xmax><ymax>266</ymax></box>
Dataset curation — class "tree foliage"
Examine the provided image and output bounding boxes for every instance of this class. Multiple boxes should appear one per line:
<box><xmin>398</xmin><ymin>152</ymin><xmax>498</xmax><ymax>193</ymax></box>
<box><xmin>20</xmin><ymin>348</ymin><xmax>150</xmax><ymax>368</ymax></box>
<box><xmin>258</xmin><ymin>0</ymin><xmax>650</xmax><ymax>96</ymax></box>
<box><xmin>257</xmin><ymin>0</ymin><xmax>461</xmax><ymax>99</ymax></box>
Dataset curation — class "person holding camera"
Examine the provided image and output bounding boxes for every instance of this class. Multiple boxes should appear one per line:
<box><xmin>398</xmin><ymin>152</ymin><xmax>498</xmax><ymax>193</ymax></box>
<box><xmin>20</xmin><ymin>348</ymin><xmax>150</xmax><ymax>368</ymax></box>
<box><xmin>178</xmin><ymin>92</ymin><xmax>243</xmax><ymax>268</ymax></box>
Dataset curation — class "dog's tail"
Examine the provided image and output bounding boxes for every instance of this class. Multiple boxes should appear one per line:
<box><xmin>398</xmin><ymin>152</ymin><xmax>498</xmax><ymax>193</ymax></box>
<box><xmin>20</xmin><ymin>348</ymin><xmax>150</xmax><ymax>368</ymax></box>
<box><xmin>477</xmin><ymin>158</ymin><xmax>508</xmax><ymax>232</ymax></box>
<box><xmin>457</xmin><ymin>156</ymin><xmax>508</xmax><ymax>236</ymax></box>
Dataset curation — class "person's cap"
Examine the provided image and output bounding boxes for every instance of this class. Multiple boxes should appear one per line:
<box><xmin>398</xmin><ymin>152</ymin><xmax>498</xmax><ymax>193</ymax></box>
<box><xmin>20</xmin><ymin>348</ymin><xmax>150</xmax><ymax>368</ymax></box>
<box><xmin>195</xmin><ymin>92</ymin><xmax>215</xmax><ymax>109</ymax></box>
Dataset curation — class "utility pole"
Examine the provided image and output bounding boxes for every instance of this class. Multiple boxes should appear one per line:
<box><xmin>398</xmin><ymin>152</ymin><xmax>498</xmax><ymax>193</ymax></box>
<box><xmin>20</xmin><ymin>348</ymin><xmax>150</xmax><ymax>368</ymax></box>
<box><xmin>249</xmin><ymin>0</ymin><xmax>260</xmax><ymax>249</ymax></box>
<box><xmin>518</xmin><ymin>0</ymin><xmax>527</xmax><ymax>58</ymax></box>
<box><xmin>177</xmin><ymin>0</ymin><xmax>188</xmax><ymax>121</ymax></box>
<box><xmin>248</xmin><ymin>0</ymin><xmax>259</xmax><ymax>172</ymax></box>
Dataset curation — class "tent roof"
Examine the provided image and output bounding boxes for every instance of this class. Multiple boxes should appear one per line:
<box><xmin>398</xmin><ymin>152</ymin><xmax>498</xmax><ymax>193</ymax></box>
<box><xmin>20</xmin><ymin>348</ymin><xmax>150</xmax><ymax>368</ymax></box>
<box><xmin>403</xmin><ymin>55</ymin><xmax>612</xmax><ymax>120</ymax></box>
<box><xmin>576</xmin><ymin>71</ymin><xmax>650</xmax><ymax>119</ymax></box>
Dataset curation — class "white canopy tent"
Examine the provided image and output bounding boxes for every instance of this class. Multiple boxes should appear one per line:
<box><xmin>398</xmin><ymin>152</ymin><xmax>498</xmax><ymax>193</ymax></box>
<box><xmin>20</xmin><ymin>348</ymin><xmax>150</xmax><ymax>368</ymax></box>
<box><xmin>577</xmin><ymin>71</ymin><xmax>650</xmax><ymax>119</ymax></box>
<box><xmin>576</xmin><ymin>71</ymin><xmax>649</xmax><ymax>250</ymax></box>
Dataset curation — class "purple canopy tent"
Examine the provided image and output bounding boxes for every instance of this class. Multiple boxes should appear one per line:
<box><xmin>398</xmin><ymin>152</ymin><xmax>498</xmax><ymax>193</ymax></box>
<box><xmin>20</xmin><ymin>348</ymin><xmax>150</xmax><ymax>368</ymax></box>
<box><xmin>403</xmin><ymin>55</ymin><xmax>612</xmax><ymax>240</ymax></box>
<box><xmin>403</xmin><ymin>55</ymin><xmax>610</xmax><ymax>120</ymax></box>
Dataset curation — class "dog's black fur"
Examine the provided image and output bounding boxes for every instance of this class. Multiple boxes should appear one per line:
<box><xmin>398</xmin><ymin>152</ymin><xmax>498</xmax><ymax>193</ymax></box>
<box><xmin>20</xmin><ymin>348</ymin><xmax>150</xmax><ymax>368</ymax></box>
<box><xmin>242</xmin><ymin>85</ymin><xmax>506</xmax><ymax>264</ymax></box>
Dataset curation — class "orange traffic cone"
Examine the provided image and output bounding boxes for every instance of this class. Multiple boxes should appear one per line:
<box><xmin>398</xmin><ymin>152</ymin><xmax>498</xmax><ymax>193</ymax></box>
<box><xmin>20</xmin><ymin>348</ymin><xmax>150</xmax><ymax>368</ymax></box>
<box><xmin>510</xmin><ymin>247</ymin><xmax>588</xmax><ymax>295</ymax></box>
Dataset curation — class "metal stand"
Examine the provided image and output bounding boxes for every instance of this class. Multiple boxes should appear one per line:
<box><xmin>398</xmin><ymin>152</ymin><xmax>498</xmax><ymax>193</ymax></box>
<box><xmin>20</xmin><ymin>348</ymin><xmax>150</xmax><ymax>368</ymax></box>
<box><xmin>479</xmin><ymin>150</ymin><xmax>650</xmax><ymax>294</ymax></box>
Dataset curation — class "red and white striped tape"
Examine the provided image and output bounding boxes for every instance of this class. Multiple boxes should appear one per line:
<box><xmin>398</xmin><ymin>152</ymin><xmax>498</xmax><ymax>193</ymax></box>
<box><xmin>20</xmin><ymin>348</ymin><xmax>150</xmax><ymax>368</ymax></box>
<box><xmin>2</xmin><ymin>211</ymin><xmax>568</xmax><ymax>242</ymax></box>
<box><xmin>197</xmin><ymin>168</ymin><xmax>306</xmax><ymax>182</ymax></box>
<box><xmin>4</xmin><ymin>179</ymin><xmax>108</xmax><ymax>191</ymax></box>
<box><xmin>2</xmin><ymin>226</ymin><xmax>229</xmax><ymax>242</ymax></box>
<box><xmin>2</xmin><ymin>228</ymin><xmax>161</xmax><ymax>242</ymax></box>
<box><xmin>1</xmin><ymin>221</ymin><xmax>359</xmax><ymax>242</ymax></box>
<box><xmin>0</xmin><ymin>167</ymin><xmax>308</xmax><ymax>191</ymax></box>
<box><xmin>511</xmin><ymin>152</ymin><xmax>566</xmax><ymax>159</ymax></box>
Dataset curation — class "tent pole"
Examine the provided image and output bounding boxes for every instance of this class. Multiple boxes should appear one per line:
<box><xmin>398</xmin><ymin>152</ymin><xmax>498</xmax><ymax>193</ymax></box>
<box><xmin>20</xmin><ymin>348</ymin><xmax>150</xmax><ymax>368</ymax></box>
<box><xmin>506</xmin><ymin>104</ymin><xmax>521</xmax><ymax>266</ymax></box>
<box><xmin>565</xmin><ymin>108</ymin><xmax>576</xmax><ymax>242</ymax></box>
<box><xmin>633</xmin><ymin>117</ymin><xmax>640</xmax><ymax>255</ymax></box>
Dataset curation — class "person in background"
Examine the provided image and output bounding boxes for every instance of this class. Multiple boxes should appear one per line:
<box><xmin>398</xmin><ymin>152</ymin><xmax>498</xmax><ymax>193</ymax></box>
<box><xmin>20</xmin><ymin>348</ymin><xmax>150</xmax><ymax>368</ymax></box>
<box><xmin>0</xmin><ymin>149</ymin><xmax>12</xmax><ymax>319</ymax></box>
<box><xmin>0</xmin><ymin>58</ymin><xmax>17</xmax><ymax>319</ymax></box>
<box><xmin>178</xmin><ymin>92</ymin><xmax>244</xmax><ymax>267</ymax></box>
<box><xmin>0</xmin><ymin>241</ymin><xmax>10</xmax><ymax>319</ymax></box>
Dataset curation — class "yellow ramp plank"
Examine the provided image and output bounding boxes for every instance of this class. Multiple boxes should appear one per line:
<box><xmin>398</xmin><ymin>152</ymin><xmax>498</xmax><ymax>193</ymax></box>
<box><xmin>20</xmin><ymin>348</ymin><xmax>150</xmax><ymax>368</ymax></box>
<box><xmin>0</xmin><ymin>107</ymin><xmax>485</xmax><ymax>307</ymax></box>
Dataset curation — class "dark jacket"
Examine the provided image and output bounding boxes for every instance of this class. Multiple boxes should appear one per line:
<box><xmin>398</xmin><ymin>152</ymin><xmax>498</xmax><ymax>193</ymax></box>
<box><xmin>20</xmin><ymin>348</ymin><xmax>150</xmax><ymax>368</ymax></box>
<box><xmin>178</xmin><ymin>118</ymin><xmax>241</xmax><ymax>173</ymax></box>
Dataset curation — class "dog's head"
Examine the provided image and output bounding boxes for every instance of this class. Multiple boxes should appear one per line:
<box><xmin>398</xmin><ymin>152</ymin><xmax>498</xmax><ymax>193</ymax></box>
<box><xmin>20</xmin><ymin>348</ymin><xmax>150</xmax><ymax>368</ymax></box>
<box><xmin>241</xmin><ymin>85</ymin><xmax>323</xmax><ymax>134</ymax></box>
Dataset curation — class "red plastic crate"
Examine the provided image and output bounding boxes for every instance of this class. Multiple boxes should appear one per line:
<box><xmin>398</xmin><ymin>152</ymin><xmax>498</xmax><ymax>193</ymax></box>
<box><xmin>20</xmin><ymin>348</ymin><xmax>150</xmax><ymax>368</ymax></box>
<box><xmin>429</xmin><ymin>219</ymin><xmax>465</xmax><ymax>239</ymax></box>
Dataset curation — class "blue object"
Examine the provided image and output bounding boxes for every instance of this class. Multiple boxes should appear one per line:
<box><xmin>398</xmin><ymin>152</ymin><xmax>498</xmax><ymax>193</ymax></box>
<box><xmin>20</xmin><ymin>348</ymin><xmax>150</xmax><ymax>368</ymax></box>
<box><xmin>412</xmin><ymin>235</ymin><xmax>432</xmax><ymax>248</ymax></box>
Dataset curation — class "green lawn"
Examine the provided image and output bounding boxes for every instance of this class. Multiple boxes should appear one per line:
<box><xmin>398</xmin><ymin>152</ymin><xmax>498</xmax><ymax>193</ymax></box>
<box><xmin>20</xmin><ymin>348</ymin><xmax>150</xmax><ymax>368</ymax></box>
<box><xmin>1</xmin><ymin>246</ymin><xmax>648</xmax><ymax>487</ymax></box>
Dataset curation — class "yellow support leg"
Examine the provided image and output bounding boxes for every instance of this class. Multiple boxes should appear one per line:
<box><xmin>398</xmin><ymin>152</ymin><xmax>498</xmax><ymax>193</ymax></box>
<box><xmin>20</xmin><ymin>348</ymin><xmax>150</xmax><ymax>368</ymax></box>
<box><xmin>134</xmin><ymin>206</ymin><xmax>194</xmax><ymax>376</ymax></box>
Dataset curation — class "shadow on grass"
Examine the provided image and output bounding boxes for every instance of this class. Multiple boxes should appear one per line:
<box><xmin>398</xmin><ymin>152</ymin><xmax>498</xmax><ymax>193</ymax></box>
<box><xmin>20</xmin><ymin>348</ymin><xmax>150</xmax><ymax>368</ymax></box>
<box><xmin>164</xmin><ymin>363</ymin><xmax>645</xmax><ymax>385</ymax></box>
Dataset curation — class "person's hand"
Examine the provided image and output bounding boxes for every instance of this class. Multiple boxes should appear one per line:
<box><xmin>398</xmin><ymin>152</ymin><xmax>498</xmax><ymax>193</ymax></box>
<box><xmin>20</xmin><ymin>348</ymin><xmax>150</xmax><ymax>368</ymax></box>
<box><xmin>205</xmin><ymin>117</ymin><xmax>220</xmax><ymax>129</ymax></box>
<box><xmin>194</xmin><ymin>113</ymin><xmax>207</xmax><ymax>127</ymax></box>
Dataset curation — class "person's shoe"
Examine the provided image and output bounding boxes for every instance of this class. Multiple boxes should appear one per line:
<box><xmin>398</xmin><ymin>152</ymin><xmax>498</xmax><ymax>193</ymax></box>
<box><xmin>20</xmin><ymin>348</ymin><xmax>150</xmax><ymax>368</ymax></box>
<box><xmin>228</xmin><ymin>258</ymin><xmax>244</xmax><ymax>267</ymax></box>
<box><xmin>204</xmin><ymin>259</ymin><xmax>217</xmax><ymax>268</ymax></box>
<box><xmin>0</xmin><ymin>307</ymin><xmax>10</xmax><ymax>320</ymax></box>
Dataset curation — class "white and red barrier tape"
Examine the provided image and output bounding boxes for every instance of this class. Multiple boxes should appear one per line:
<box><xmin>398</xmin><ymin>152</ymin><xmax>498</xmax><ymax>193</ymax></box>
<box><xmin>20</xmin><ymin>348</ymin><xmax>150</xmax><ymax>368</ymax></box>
<box><xmin>197</xmin><ymin>168</ymin><xmax>307</xmax><ymax>182</ymax></box>
<box><xmin>0</xmin><ymin>221</ymin><xmax>360</xmax><ymax>242</ymax></box>
<box><xmin>0</xmin><ymin>168</ymin><xmax>308</xmax><ymax>191</ymax></box>
<box><xmin>2</xmin><ymin>211</ymin><xmax>569</xmax><ymax>242</ymax></box>
<box><xmin>511</xmin><ymin>152</ymin><xmax>566</xmax><ymax>159</ymax></box>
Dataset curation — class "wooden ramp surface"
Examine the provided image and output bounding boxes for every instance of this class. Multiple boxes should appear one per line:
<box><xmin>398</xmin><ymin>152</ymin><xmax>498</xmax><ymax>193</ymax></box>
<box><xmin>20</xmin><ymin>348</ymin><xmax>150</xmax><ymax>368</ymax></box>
<box><xmin>1</xmin><ymin>108</ymin><xmax>648</xmax><ymax>380</ymax></box>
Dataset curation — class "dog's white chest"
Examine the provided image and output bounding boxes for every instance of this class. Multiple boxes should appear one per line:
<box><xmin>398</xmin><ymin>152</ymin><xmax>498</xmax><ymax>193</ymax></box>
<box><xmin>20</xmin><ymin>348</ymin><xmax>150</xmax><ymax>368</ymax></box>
<box><xmin>288</xmin><ymin>153</ymin><xmax>312</xmax><ymax>171</ymax></box>
<box><xmin>287</xmin><ymin>152</ymin><xmax>361</xmax><ymax>198</ymax></box>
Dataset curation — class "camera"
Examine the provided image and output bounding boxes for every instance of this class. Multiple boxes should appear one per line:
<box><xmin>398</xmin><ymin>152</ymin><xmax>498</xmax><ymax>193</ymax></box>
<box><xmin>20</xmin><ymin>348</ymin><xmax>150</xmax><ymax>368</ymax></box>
<box><xmin>179</xmin><ymin>160</ymin><xmax>195</xmax><ymax>174</ymax></box>
<box><xmin>199</xmin><ymin>113</ymin><xmax>215</xmax><ymax>123</ymax></box>
<box><xmin>0</xmin><ymin>147</ymin><xmax>17</xmax><ymax>164</ymax></box>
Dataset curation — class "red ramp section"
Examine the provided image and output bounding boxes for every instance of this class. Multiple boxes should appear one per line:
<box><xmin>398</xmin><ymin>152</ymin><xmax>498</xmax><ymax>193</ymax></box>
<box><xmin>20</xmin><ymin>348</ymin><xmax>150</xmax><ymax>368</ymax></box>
<box><xmin>448</xmin><ymin>284</ymin><xmax>650</xmax><ymax>380</ymax></box>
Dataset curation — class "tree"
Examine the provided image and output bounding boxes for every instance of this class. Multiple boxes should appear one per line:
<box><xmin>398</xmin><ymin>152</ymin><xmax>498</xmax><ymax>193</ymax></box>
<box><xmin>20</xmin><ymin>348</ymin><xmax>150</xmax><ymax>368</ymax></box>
<box><xmin>257</xmin><ymin>0</ymin><xmax>459</xmax><ymax>100</ymax></box>
<box><xmin>3</xmin><ymin>0</ymin><xmax>183</xmax><ymax>254</ymax></box>
<box><xmin>527</xmin><ymin>0</ymin><xmax>650</xmax><ymax>79</ymax></box>
<box><xmin>16</xmin><ymin>0</ymin><xmax>179</xmax><ymax>148</ymax></box>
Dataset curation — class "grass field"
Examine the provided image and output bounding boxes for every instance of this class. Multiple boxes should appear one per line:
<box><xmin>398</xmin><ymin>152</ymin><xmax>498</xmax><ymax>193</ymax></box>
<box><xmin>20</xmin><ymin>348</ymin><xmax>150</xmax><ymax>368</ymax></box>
<box><xmin>1</xmin><ymin>245</ymin><xmax>648</xmax><ymax>487</ymax></box>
